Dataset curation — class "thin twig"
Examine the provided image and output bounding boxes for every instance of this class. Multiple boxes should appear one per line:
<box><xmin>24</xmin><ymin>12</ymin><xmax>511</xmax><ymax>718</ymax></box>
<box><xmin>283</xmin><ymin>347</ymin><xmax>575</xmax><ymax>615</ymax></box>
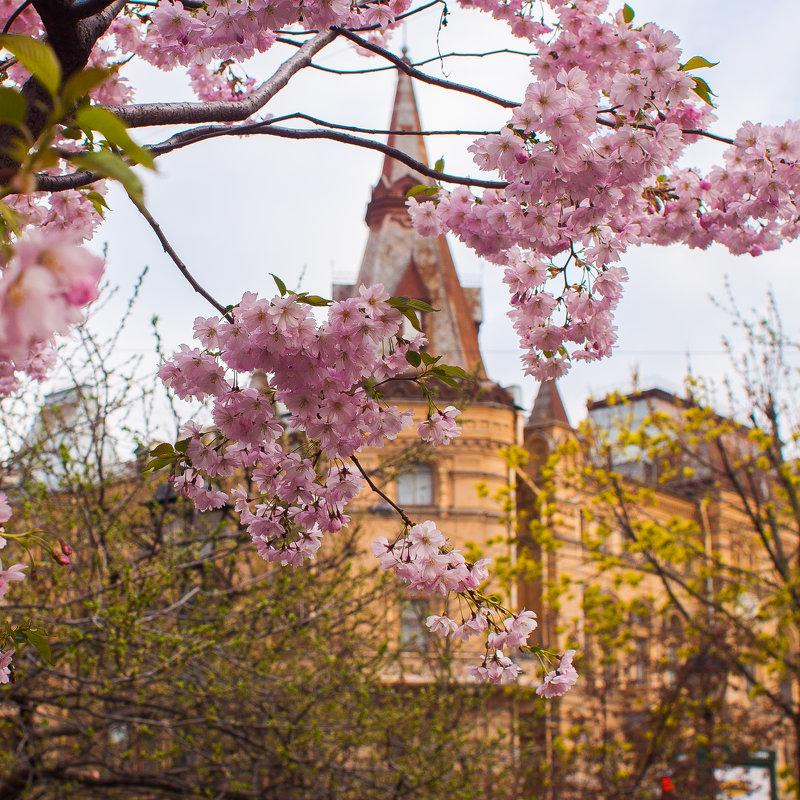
<box><xmin>595</xmin><ymin>113</ymin><xmax>735</xmax><ymax>145</ymax></box>
<box><xmin>332</xmin><ymin>27</ymin><xmax>520</xmax><ymax>109</ymax></box>
<box><xmin>277</xmin><ymin>46</ymin><xmax>535</xmax><ymax>75</ymax></box>
<box><xmin>266</xmin><ymin>111</ymin><xmax>495</xmax><ymax>136</ymax></box>
<box><xmin>2</xmin><ymin>0</ymin><xmax>32</xmax><ymax>33</ymax></box>
<box><xmin>351</xmin><ymin>455</ymin><xmax>414</xmax><ymax>528</ymax></box>
<box><xmin>132</xmin><ymin>200</ymin><xmax>234</xmax><ymax>321</ymax></box>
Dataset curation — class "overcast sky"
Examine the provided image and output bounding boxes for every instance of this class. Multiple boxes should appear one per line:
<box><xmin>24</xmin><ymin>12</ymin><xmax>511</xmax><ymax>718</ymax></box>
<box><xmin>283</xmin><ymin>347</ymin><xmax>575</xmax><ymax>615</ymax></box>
<box><xmin>88</xmin><ymin>0</ymin><xmax>800</xmax><ymax>427</ymax></box>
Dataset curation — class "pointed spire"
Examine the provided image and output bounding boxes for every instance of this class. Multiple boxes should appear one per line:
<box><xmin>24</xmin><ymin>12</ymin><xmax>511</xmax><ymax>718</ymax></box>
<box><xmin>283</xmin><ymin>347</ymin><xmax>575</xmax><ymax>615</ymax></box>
<box><xmin>527</xmin><ymin>381</ymin><xmax>571</xmax><ymax>430</ymax></box>
<box><xmin>365</xmin><ymin>69</ymin><xmax>430</xmax><ymax>230</ymax></box>
<box><xmin>333</xmin><ymin>63</ymin><xmax>486</xmax><ymax>376</ymax></box>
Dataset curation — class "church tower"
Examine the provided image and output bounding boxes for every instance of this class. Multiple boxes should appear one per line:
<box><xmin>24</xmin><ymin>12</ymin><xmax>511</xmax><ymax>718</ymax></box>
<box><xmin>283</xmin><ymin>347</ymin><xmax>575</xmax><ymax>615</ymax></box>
<box><xmin>333</xmin><ymin>67</ymin><xmax>484</xmax><ymax>375</ymax></box>
<box><xmin>335</xmin><ymin>66</ymin><xmax>521</xmax><ymax>667</ymax></box>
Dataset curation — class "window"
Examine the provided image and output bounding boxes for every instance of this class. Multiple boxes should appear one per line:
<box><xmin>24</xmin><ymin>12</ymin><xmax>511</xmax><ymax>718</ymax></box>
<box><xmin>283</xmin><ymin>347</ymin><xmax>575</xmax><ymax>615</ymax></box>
<box><xmin>397</xmin><ymin>465</ymin><xmax>434</xmax><ymax>506</ymax></box>
<box><xmin>400</xmin><ymin>598</ymin><xmax>429</xmax><ymax>650</ymax></box>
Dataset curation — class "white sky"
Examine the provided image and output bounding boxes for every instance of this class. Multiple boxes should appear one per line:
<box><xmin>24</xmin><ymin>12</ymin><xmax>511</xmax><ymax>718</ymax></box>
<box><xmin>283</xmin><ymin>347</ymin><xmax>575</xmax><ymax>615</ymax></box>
<box><xmin>88</xmin><ymin>0</ymin><xmax>800</xmax><ymax>428</ymax></box>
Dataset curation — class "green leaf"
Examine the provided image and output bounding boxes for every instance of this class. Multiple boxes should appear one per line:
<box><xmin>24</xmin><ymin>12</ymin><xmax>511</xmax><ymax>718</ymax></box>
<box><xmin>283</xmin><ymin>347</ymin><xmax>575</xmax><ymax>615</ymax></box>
<box><xmin>295</xmin><ymin>294</ymin><xmax>331</xmax><ymax>307</ymax></box>
<box><xmin>398</xmin><ymin>308</ymin><xmax>421</xmax><ymax>332</ymax></box>
<box><xmin>679</xmin><ymin>56</ymin><xmax>719</xmax><ymax>72</ymax></box>
<box><xmin>24</xmin><ymin>628</ymin><xmax>52</xmax><ymax>665</ymax></box>
<box><xmin>0</xmin><ymin>87</ymin><xmax>26</xmax><ymax>126</ymax></box>
<box><xmin>405</xmin><ymin>350</ymin><xmax>422</xmax><ymax>368</ymax></box>
<box><xmin>271</xmin><ymin>273</ymin><xmax>287</xmax><ymax>296</ymax></box>
<box><xmin>690</xmin><ymin>76</ymin><xmax>716</xmax><ymax>106</ymax></box>
<box><xmin>434</xmin><ymin>157</ymin><xmax>445</xmax><ymax>173</ymax></box>
<box><xmin>622</xmin><ymin>3</ymin><xmax>634</xmax><ymax>23</ymax></box>
<box><xmin>406</xmin><ymin>184</ymin><xmax>430</xmax><ymax>198</ymax></box>
<box><xmin>419</xmin><ymin>351</ymin><xmax>440</xmax><ymax>367</ymax></box>
<box><xmin>143</xmin><ymin>457</ymin><xmax>174</xmax><ymax>473</ymax></box>
<box><xmin>0</xmin><ymin>35</ymin><xmax>61</xmax><ymax>97</ymax></box>
<box><xmin>174</xmin><ymin>438</ymin><xmax>191</xmax><ymax>454</ymax></box>
<box><xmin>70</xmin><ymin>150</ymin><xmax>144</xmax><ymax>204</ymax></box>
<box><xmin>433</xmin><ymin>372</ymin><xmax>460</xmax><ymax>390</ymax></box>
<box><xmin>61</xmin><ymin>67</ymin><xmax>111</xmax><ymax>110</ymax></box>
<box><xmin>84</xmin><ymin>190</ymin><xmax>108</xmax><ymax>217</ymax></box>
<box><xmin>435</xmin><ymin>363</ymin><xmax>469</xmax><ymax>379</ymax></box>
<box><xmin>389</xmin><ymin>296</ymin><xmax>438</xmax><ymax>313</ymax></box>
<box><xmin>74</xmin><ymin>106</ymin><xmax>155</xmax><ymax>169</ymax></box>
<box><xmin>149</xmin><ymin>442</ymin><xmax>175</xmax><ymax>458</ymax></box>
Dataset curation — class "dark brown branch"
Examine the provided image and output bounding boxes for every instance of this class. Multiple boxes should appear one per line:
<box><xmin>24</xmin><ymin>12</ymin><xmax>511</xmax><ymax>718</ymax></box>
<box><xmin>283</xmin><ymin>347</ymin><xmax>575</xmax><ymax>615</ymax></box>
<box><xmin>2</xmin><ymin>0</ymin><xmax>32</xmax><ymax>33</ymax></box>
<box><xmin>107</xmin><ymin>28</ymin><xmax>339</xmax><ymax>128</ymax></box>
<box><xmin>276</xmin><ymin>0</ymin><xmax>443</xmax><ymax>35</ymax></box>
<box><xmin>33</xmin><ymin>117</ymin><xmax>508</xmax><ymax>191</ymax></box>
<box><xmin>132</xmin><ymin>200</ymin><xmax>234</xmax><ymax>321</ymax></box>
<box><xmin>351</xmin><ymin>455</ymin><xmax>413</xmax><ymax>528</ymax></box>
<box><xmin>332</xmin><ymin>27</ymin><xmax>520</xmax><ymax>109</ymax></box>
<box><xmin>266</xmin><ymin>111</ymin><xmax>495</xmax><ymax>136</ymax></box>
<box><xmin>595</xmin><ymin>113</ymin><xmax>735</xmax><ymax>146</ymax></box>
<box><xmin>147</xmin><ymin>121</ymin><xmax>507</xmax><ymax>189</ymax></box>
<box><xmin>67</xmin><ymin>0</ymin><xmax>201</xmax><ymax>16</ymax></box>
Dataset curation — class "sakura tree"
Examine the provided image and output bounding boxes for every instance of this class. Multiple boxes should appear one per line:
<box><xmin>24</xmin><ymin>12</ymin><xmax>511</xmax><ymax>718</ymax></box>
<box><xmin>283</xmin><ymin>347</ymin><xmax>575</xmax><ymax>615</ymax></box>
<box><xmin>0</xmin><ymin>0</ymin><xmax>796</xmax><ymax>688</ymax></box>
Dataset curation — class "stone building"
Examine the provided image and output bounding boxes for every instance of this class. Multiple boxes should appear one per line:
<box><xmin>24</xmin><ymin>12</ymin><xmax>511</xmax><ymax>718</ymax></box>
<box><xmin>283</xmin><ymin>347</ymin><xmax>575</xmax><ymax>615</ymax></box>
<box><xmin>336</xmin><ymin>66</ymin><xmax>787</xmax><ymax>798</ymax></box>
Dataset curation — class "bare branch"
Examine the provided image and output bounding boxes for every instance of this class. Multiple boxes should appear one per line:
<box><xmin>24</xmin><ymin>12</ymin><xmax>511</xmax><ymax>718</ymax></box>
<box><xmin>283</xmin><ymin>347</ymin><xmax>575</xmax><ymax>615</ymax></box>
<box><xmin>107</xmin><ymin>28</ymin><xmax>340</xmax><ymax>128</ymax></box>
<box><xmin>147</xmin><ymin>120</ymin><xmax>507</xmax><ymax>188</ymax></box>
<box><xmin>595</xmin><ymin>113</ymin><xmax>735</xmax><ymax>146</ymax></box>
<box><xmin>132</xmin><ymin>200</ymin><xmax>234</xmax><ymax>321</ymax></box>
<box><xmin>291</xmin><ymin>47</ymin><xmax>536</xmax><ymax>76</ymax></box>
<box><xmin>266</xmin><ymin>111</ymin><xmax>495</xmax><ymax>136</ymax></box>
<box><xmin>67</xmin><ymin>0</ymin><xmax>201</xmax><ymax>16</ymax></box>
<box><xmin>332</xmin><ymin>27</ymin><xmax>520</xmax><ymax>109</ymax></box>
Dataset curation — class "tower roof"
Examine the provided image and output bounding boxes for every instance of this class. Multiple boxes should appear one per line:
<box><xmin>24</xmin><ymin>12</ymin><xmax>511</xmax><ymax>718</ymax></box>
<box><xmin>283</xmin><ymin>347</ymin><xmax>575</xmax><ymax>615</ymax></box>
<box><xmin>527</xmin><ymin>380</ymin><xmax>571</xmax><ymax>429</ymax></box>
<box><xmin>333</xmin><ymin>65</ymin><xmax>485</xmax><ymax>376</ymax></box>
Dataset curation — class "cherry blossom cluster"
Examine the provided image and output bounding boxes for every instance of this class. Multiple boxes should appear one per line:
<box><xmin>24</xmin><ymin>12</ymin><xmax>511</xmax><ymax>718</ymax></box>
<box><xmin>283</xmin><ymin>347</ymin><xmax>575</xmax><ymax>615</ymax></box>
<box><xmin>0</xmin><ymin>231</ymin><xmax>103</xmax><ymax>397</ymax></box>
<box><xmin>158</xmin><ymin>289</ymin><xmax>572</xmax><ymax>687</ymax></box>
<box><xmin>408</xmin><ymin>0</ymin><xmax>800</xmax><ymax>379</ymax></box>
<box><xmin>2</xmin><ymin>0</ymin><xmax>800</xmax><ymax>387</ymax></box>
<box><xmin>159</xmin><ymin>285</ymin><xmax>455</xmax><ymax>562</ymax></box>
<box><xmin>372</xmin><ymin>523</ymin><xmax>559</xmax><ymax>688</ymax></box>
<box><xmin>536</xmin><ymin>649</ymin><xmax>579</xmax><ymax>698</ymax></box>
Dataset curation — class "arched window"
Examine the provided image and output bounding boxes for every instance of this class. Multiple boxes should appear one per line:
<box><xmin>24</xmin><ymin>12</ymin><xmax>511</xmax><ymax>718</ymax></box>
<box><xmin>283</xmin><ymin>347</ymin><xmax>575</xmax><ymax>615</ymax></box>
<box><xmin>397</xmin><ymin>465</ymin><xmax>434</xmax><ymax>506</ymax></box>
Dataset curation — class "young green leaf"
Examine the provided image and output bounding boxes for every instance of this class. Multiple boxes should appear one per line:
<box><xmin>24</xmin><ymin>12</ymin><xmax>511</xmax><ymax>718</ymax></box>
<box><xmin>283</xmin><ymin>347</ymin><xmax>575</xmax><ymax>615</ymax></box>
<box><xmin>406</xmin><ymin>184</ymin><xmax>431</xmax><ymax>198</ymax></box>
<box><xmin>70</xmin><ymin>150</ymin><xmax>144</xmax><ymax>205</ymax></box>
<box><xmin>149</xmin><ymin>442</ymin><xmax>176</xmax><ymax>458</ymax></box>
<box><xmin>24</xmin><ymin>628</ymin><xmax>53</xmax><ymax>665</ymax></box>
<box><xmin>61</xmin><ymin>67</ymin><xmax>111</xmax><ymax>111</ymax></box>
<box><xmin>0</xmin><ymin>87</ymin><xmax>26</xmax><ymax>127</ymax></box>
<box><xmin>295</xmin><ymin>294</ymin><xmax>332</xmax><ymax>307</ymax></box>
<box><xmin>434</xmin><ymin>157</ymin><xmax>445</xmax><ymax>173</ymax></box>
<box><xmin>271</xmin><ymin>273</ymin><xmax>288</xmax><ymax>295</ymax></box>
<box><xmin>0</xmin><ymin>35</ymin><xmax>61</xmax><ymax>97</ymax></box>
<box><xmin>398</xmin><ymin>308</ymin><xmax>422</xmax><ymax>332</ymax></box>
<box><xmin>679</xmin><ymin>56</ymin><xmax>719</xmax><ymax>72</ymax></box>
<box><xmin>389</xmin><ymin>296</ymin><xmax>438</xmax><ymax>313</ymax></box>
<box><xmin>691</xmin><ymin>76</ymin><xmax>716</xmax><ymax>106</ymax></box>
<box><xmin>74</xmin><ymin>106</ymin><xmax>155</xmax><ymax>169</ymax></box>
<box><xmin>406</xmin><ymin>350</ymin><xmax>422</xmax><ymax>368</ymax></box>
<box><xmin>622</xmin><ymin>4</ymin><xmax>634</xmax><ymax>23</ymax></box>
<box><xmin>84</xmin><ymin>191</ymin><xmax>109</xmax><ymax>217</ymax></box>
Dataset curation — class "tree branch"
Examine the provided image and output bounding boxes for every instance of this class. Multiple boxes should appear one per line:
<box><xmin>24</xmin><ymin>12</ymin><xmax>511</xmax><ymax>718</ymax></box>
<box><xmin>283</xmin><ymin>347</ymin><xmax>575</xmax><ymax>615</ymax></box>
<box><xmin>351</xmin><ymin>455</ymin><xmax>414</xmax><ymax>528</ymax></box>
<box><xmin>148</xmin><ymin>121</ymin><xmax>508</xmax><ymax>189</ymax></box>
<box><xmin>266</xmin><ymin>111</ymin><xmax>495</xmax><ymax>136</ymax></box>
<box><xmin>107</xmin><ymin>29</ymin><xmax>339</xmax><ymax>128</ymax></box>
<box><xmin>66</xmin><ymin>0</ymin><xmax>201</xmax><ymax>16</ymax></box>
<box><xmin>332</xmin><ymin>27</ymin><xmax>520</xmax><ymax>109</ymax></box>
<box><xmin>132</xmin><ymin>200</ymin><xmax>234</xmax><ymax>321</ymax></box>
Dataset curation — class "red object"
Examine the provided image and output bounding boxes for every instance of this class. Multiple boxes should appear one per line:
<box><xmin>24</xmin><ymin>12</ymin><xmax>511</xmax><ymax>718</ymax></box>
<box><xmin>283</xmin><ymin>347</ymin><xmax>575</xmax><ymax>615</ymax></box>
<box><xmin>661</xmin><ymin>777</ymin><xmax>675</xmax><ymax>792</ymax></box>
